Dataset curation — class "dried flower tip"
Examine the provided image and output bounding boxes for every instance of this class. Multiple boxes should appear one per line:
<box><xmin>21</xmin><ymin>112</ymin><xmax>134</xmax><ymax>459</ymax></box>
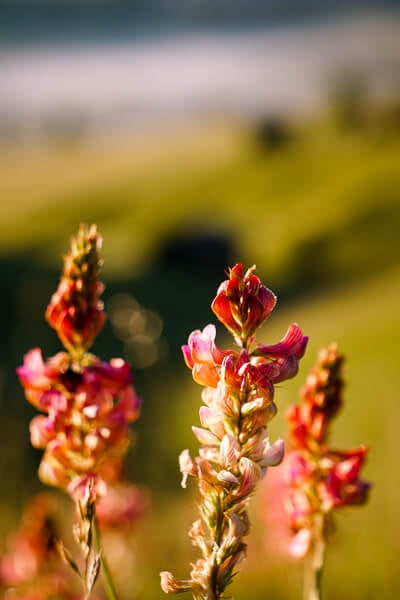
<box><xmin>56</xmin><ymin>539</ymin><xmax>81</xmax><ymax>577</ymax></box>
<box><xmin>160</xmin><ymin>572</ymin><xmax>192</xmax><ymax>594</ymax></box>
<box><xmin>85</xmin><ymin>550</ymin><xmax>101</xmax><ymax>596</ymax></box>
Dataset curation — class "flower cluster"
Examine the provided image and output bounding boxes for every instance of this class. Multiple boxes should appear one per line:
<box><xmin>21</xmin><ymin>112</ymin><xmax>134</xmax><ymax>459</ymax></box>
<box><xmin>284</xmin><ymin>344</ymin><xmax>371</xmax><ymax>560</ymax></box>
<box><xmin>17</xmin><ymin>348</ymin><xmax>140</xmax><ymax>497</ymax></box>
<box><xmin>17</xmin><ymin>225</ymin><xmax>140</xmax><ymax>500</ymax></box>
<box><xmin>161</xmin><ymin>264</ymin><xmax>307</xmax><ymax>599</ymax></box>
<box><xmin>16</xmin><ymin>224</ymin><xmax>144</xmax><ymax>599</ymax></box>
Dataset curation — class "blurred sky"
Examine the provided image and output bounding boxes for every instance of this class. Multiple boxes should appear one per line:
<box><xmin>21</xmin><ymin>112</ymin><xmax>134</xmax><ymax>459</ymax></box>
<box><xmin>1</xmin><ymin>1</ymin><xmax>400</xmax><ymax>142</ymax></box>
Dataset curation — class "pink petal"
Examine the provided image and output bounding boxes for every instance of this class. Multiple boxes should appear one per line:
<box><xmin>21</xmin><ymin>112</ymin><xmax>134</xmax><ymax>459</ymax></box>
<box><xmin>288</xmin><ymin>528</ymin><xmax>312</xmax><ymax>558</ymax></box>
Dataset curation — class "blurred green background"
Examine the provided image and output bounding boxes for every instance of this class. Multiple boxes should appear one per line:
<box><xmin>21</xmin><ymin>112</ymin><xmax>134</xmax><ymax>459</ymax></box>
<box><xmin>0</xmin><ymin>2</ymin><xmax>400</xmax><ymax>598</ymax></box>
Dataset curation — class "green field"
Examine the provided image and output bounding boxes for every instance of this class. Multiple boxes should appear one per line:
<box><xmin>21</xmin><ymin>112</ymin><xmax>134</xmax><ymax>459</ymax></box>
<box><xmin>0</xmin><ymin>110</ymin><xmax>399</xmax><ymax>598</ymax></box>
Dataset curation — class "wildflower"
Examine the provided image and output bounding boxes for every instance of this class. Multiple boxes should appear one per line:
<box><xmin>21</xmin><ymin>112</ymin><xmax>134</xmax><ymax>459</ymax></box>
<box><xmin>161</xmin><ymin>264</ymin><xmax>307</xmax><ymax>600</ymax></box>
<box><xmin>284</xmin><ymin>344</ymin><xmax>371</xmax><ymax>598</ymax></box>
<box><xmin>18</xmin><ymin>348</ymin><xmax>140</xmax><ymax>494</ymax></box>
<box><xmin>17</xmin><ymin>225</ymin><xmax>140</xmax><ymax>498</ymax></box>
<box><xmin>17</xmin><ymin>224</ymin><xmax>143</xmax><ymax>599</ymax></box>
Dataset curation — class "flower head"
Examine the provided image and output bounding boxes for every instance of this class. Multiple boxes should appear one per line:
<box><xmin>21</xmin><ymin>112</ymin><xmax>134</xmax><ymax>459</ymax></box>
<box><xmin>283</xmin><ymin>344</ymin><xmax>371</xmax><ymax>560</ymax></box>
<box><xmin>17</xmin><ymin>225</ymin><xmax>141</xmax><ymax>499</ymax></box>
<box><xmin>45</xmin><ymin>224</ymin><xmax>105</xmax><ymax>356</ymax></box>
<box><xmin>18</xmin><ymin>350</ymin><xmax>140</xmax><ymax>493</ymax></box>
<box><xmin>211</xmin><ymin>264</ymin><xmax>277</xmax><ymax>344</ymax></box>
<box><xmin>162</xmin><ymin>264</ymin><xmax>307</xmax><ymax>599</ymax></box>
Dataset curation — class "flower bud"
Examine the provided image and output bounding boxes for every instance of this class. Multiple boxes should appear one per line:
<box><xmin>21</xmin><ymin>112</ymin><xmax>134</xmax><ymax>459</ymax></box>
<box><xmin>45</xmin><ymin>224</ymin><xmax>105</xmax><ymax>354</ymax></box>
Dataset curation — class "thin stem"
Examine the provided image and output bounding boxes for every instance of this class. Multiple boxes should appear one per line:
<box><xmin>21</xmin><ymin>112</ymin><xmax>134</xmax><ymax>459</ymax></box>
<box><xmin>303</xmin><ymin>557</ymin><xmax>323</xmax><ymax>600</ymax></box>
<box><xmin>93</xmin><ymin>515</ymin><xmax>120</xmax><ymax>600</ymax></box>
<box><xmin>303</xmin><ymin>515</ymin><xmax>325</xmax><ymax>600</ymax></box>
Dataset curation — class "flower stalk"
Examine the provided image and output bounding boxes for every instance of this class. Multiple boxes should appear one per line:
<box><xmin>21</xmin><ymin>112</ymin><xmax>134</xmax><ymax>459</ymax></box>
<box><xmin>284</xmin><ymin>344</ymin><xmax>371</xmax><ymax>600</ymax></box>
<box><xmin>17</xmin><ymin>224</ymin><xmax>142</xmax><ymax>600</ymax></box>
<box><xmin>93</xmin><ymin>515</ymin><xmax>119</xmax><ymax>600</ymax></box>
<box><xmin>303</xmin><ymin>514</ymin><xmax>325</xmax><ymax>600</ymax></box>
<box><xmin>161</xmin><ymin>264</ymin><xmax>307</xmax><ymax>599</ymax></box>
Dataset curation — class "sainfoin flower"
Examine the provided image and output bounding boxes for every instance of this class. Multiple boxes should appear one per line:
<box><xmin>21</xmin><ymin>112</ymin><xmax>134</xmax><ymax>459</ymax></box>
<box><xmin>161</xmin><ymin>264</ymin><xmax>307</xmax><ymax>600</ymax></box>
<box><xmin>17</xmin><ymin>225</ymin><xmax>140</xmax><ymax>498</ymax></box>
<box><xmin>18</xmin><ymin>348</ymin><xmax>140</xmax><ymax>494</ymax></box>
<box><xmin>16</xmin><ymin>224</ymin><xmax>143</xmax><ymax>598</ymax></box>
<box><xmin>283</xmin><ymin>344</ymin><xmax>371</xmax><ymax>597</ymax></box>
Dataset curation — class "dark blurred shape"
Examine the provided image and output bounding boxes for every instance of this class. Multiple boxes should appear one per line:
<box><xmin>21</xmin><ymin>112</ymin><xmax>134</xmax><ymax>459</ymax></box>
<box><xmin>157</xmin><ymin>228</ymin><xmax>234</xmax><ymax>274</ymax></box>
<box><xmin>254</xmin><ymin>116</ymin><xmax>293</xmax><ymax>151</ymax></box>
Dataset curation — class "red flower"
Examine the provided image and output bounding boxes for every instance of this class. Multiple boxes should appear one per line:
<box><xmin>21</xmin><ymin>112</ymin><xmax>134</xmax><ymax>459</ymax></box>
<box><xmin>45</xmin><ymin>224</ymin><xmax>106</xmax><ymax>355</ymax></box>
<box><xmin>211</xmin><ymin>264</ymin><xmax>277</xmax><ymax>342</ymax></box>
<box><xmin>283</xmin><ymin>344</ymin><xmax>371</xmax><ymax>559</ymax></box>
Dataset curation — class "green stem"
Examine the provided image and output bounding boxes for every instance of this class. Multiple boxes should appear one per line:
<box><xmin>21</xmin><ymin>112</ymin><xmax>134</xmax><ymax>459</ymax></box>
<box><xmin>93</xmin><ymin>515</ymin><xmax>119</xmax><ymax>600</ymax></box>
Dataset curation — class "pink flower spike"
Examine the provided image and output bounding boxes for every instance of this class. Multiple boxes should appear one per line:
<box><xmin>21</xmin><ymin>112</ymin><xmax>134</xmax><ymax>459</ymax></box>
<box><xmin>281</xmin><ymin>343</ymin><xmax>371</xmax><ymax>569</ymax></box>
<box><xmin>164</xmin><ymin>264</ymin><xmax>307</xmax><ymax>599</ymax></box>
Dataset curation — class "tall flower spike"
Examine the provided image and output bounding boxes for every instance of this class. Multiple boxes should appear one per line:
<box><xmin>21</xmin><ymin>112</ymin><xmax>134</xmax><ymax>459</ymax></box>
<box><xmin>46</xmin><ymin>223</ymin><xmax>106</xmax><ymax>358</ymax></box>
<box><xmin>161</xmin><ymin>264</ymin><xmax>307</xmax><ymax>600</ymax></box>
<box><xmin>17</xmin><ymin>224</ymin><xmax>142</xmax><ymax>600</ymax></box>
<box><xmin>284</xmin><ymin>344</ymin><xmax>371</xmax><ymax>600</ymax></box>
